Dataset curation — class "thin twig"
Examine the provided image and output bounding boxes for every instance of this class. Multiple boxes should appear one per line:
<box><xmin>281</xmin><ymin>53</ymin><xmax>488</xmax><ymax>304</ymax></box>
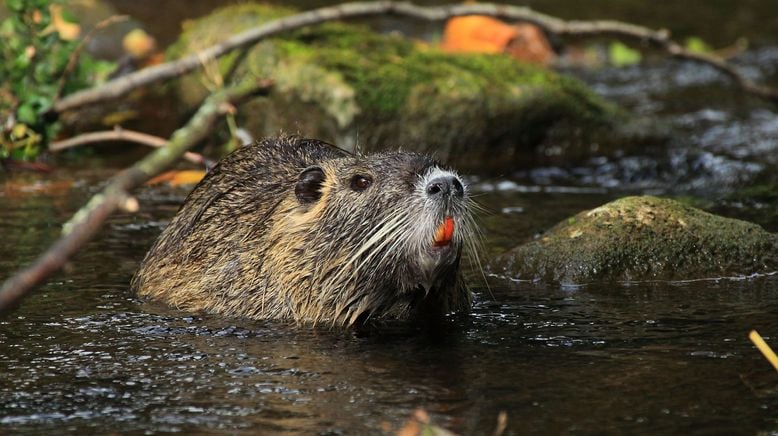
<box><xmin>49</xmin><ymin>127</ymin><xmax>215</xmax><ymax>168</ymax></box>
<box><xmin>749</xmin><ymin>330</ymin><xmax>778</xmax><ymax>372</ymax></box>
<box><xmin>55</xmin><ymin>15</ymin><xmax>130</xmax><ymax>100</ymax></box>
<box><xmin>51</xmin><ymin>1</ymin><xmax>778</xmax><ymax>113</ymax></box>
<box><xmin>0</xmin><ymin>78</ymin><xmax>272</xmax><ymax>313</ymax></box>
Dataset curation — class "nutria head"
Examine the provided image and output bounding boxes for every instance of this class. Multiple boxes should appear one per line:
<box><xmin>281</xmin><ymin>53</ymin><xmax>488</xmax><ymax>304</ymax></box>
<box><xmin>133</xmin><ymin>137</ymin><xmax>477</xmax><ymax>326</ymax></box>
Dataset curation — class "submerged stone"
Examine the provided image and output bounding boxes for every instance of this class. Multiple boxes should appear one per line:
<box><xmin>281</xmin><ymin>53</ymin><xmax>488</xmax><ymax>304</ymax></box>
<box><xmin>166</xmin><ymin>4</ymin><xmax>621</xmax><ymax>171</ymax></box>
<box><xmin>495</xmin><ymin>196</ymin><xmax>778</xmax><ymax>283</ymax></box>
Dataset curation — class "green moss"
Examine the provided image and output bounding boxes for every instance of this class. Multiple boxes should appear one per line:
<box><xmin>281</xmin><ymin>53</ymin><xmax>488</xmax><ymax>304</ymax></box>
<box><xmin>295</xmin><ymin>27</ymin><xmax>615</xmax><ymax>123</ymax></box>
<box><xmin>497</xmin><ymin>196</ymin><xmax>778</xmax><ymax>283</ymax></box>
<box><xmin>168</xmin><ymin>3</ymin><xmax>296</xmax><ymax>59</ymax></box>
<box><xmin>168</xmin><ymin>4</ymin><xmax>622</xmax><ymax>168</ymax></box>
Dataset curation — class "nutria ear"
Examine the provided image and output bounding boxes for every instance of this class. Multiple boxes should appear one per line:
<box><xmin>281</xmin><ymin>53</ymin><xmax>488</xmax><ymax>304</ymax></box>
<box><xmin>295</xmin><ymin>166</ymin><xmax>325</xmax><ymax>204</ymax></box>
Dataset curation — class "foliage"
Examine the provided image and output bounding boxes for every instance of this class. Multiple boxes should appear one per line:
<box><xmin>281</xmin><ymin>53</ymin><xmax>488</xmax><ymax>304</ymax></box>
<box><xmin>684</xmin><ymin>36</ymin><xmax>714</xmax><ymax>54</ymax></box>
<box><xmin>0</xmin><ymin>0</ymin><xmax>114</xmax><ymax>160</ymax></box>
<box><xmin>607</xmin><ymin>36</ymin><xmax>714</xmax><ymax>66</ymax></box>
<box><xmin>608</xmin><ymin>41</ymin><xmax>642</xmax><ymax>67</ymax></box>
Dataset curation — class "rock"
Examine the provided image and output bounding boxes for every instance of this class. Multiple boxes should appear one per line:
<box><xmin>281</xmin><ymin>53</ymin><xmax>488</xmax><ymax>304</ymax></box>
<box><xmin>494</xmin><ymin>196</ymin><xmax>778</xmax><ymax>283</ymax></box>
<box><xmin>166</xmin><ymin>4</ymin><xmax>622</xmax><ymax>171</ymax></box>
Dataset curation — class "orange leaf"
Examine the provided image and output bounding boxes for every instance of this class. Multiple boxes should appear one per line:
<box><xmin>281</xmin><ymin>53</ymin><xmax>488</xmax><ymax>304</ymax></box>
<box><xmin>146</xmin><ymin>170</ymin><xmax>205</xmax><ymax>187</ymax></box>
<box><xmin>123</xmin><ymin>28</ymin><xmax>157</xmax><ymax>59</ymax></box>
<box><xmin>49</xmin><ymin>5</ymin><xmax>81</xmax><ymax>41</ymax></box>
<box><xmin>441</xmin><ymin>15</ymin><xmax>519</xmax><ymax>54</ymax></box>
<box><xmin>441</xmin><ymin>16</ymin><xmax>555</xmax><ymax>65</ymax></box>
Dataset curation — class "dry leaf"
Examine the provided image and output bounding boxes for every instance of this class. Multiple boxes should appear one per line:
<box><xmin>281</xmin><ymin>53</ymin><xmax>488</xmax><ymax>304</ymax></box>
<box><xmin>123</xmin><ymin>28</ymin><xmax>157</xmax><ymax>59</ymax></box>
<box><xmin>146</xmin><ymin>170</ymin><xmax>206</xmax><ymax>187</ymax></box>
<box><xmin>49</xmin><ymin>4</ymin><xmax>81</xmax><ymax>41</ymax></box>
<box><xmin>441</xmin><ymin>16</ymin><xmax>554</xmax><ymax>65</ymax></box>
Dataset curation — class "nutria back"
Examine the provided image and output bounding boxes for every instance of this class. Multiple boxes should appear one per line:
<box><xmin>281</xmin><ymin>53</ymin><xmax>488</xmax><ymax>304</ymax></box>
<box><xmin>132</xmin><ymin>137</ymin><xmax>475</xmax><ymax>326</ymax></box>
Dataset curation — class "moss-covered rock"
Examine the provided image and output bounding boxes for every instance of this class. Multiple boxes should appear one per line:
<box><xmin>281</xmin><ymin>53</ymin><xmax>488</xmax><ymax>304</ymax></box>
<box><xmin>167</xmin><ymin>4</ymin><xmax>622</xmax><ymax>170</ymax></box>
<box><xmin>494</xmin><ymin>196</ymin><xmax>778</xmax><ymax>283</ymax></box>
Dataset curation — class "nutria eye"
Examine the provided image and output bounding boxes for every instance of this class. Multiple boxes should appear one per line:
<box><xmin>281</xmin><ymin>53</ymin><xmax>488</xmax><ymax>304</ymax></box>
<box><xmin>295</xmin><ymin>166</ymin><xmax>325</xmax><ymax>204</ymax></box>
<box><xmin>350</xmin><ymin>175</ymin><xmax>372</xmax><ymax>191</ymax></box>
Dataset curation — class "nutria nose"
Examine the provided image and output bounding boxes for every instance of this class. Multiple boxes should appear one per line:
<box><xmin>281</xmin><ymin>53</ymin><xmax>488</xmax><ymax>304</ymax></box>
<box><xmin>426</xmin><ymin>176</ymin><xmax>464</xmax><ymax>199</ymax></box>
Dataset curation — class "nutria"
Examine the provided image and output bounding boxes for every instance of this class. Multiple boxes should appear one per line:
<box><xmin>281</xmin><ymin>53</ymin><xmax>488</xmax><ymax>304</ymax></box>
<box><xmin>131</xmin><ymin>136</ymin><xmax>476</xmax><ymax>326</ymax></box>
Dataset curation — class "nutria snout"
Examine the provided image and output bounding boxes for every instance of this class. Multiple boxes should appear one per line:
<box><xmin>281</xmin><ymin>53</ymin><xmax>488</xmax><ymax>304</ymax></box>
<box><xmin>132</xmin><ymin>136</ymin><xmax>477</xmax><ymax>326</ymax></box>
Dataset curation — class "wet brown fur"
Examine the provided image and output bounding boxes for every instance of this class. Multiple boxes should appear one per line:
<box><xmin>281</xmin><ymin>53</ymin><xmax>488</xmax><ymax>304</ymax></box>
<box><xmin>131</xmin><ymin>136</ymin><xmax>473</xmax><ymax>326</ymax></box>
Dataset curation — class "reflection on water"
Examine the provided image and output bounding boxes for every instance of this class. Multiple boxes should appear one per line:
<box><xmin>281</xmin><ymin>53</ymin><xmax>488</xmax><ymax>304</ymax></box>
<box><xmin>0</xmin><ymin>176</ymin><xmax>775</xmax><ymax>434</ymax></box>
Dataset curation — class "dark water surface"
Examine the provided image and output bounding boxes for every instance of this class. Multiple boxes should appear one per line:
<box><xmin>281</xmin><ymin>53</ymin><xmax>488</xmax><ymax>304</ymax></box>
<box><xmin>0</xmin><ymin>174</ymin><xmax>776</xmax><ymax>435</ymax></box>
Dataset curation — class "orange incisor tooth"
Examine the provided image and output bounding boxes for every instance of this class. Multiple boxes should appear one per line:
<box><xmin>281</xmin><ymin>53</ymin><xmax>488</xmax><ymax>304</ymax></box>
<box><xmin>434</xmin><ymin>217</ymin><xmax>455</xmax><ymax>246</ymax></box>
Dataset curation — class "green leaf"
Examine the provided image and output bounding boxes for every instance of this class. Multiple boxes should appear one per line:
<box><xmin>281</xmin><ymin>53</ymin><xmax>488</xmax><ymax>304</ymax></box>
<box><xmin>11</xmin><ymin>122</ymin><xmax>28</xmax><ymax>138</ymax></box>
<box><xmin>608</xmin><ymin>41</ymin><xmax>642</xmax><ymax>67</ymax></box>
<box><xmin>59</xmin><ymin>8</ymin><xmax>79</xmax><ymax>24</ymax></box>
<box><xmin>31</xmin><ymin>95</ymin><xmax>52</xmax><ymax>113</ymax></box>
<box><xmin>684</xmin><ymin>36</ymin><xmax>713</xmax><ymax>54</ymax></box>
<box><xmin>16</xmin><ymin>103</ymin><xmax>37</xmax><ymax>124</ymax></box>
<box><xmin>0</xmin><ymin>0</ymin><xmax>117</xmax><ymax>158</ymax></box>
<box><xmin>6</xmin><ymin>0</ymin><xmax>25</xmax><ymax>12</ymax></box>
<box><xmin>1</xmin><ymin>18</ymin><xmax>15</xmax><ymax>34</ymax></box>
<box><xmin>33</xmin><ymin>62</ymin><xmax>51</xmax><ymax>82</ymax></box>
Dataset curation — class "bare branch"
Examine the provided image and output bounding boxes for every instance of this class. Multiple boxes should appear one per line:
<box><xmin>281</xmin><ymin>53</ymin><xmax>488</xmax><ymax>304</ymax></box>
<box><xmin>51</xmin><ymin>1</ymin><xmax>778</xmax><ymax>113</ymax></box>
<box><xmin>49</xmin><ymin>127</ymin><xmax>215</xmax><ymax>168</ymax></box>
<box><xmin>666</xmin><ymin>44</ymin><xmax>778</xmax><ymax>101</ymax></box>
<box><xmin>0</xmin><ymin>78</ymin><xmax>273</xmax><ymax>313</ymax></box>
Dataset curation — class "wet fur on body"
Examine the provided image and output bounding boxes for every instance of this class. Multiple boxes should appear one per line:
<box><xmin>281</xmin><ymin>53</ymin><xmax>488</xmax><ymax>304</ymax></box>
<box><xmin>132</xmin><ymin>137</ymin><xmax>476</xmax><ymax>326</ymax></box>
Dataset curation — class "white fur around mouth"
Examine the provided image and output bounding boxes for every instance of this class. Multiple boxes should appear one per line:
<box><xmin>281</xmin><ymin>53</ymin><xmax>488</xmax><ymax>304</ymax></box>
<box><xmin>413</xmin><ymin>243</ymin><xmax>457</xmax><ymax>292</ymax></box>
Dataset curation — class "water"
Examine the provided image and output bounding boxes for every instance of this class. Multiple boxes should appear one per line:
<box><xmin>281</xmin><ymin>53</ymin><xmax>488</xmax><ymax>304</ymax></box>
<box><xmin>0</xmin><ymin>174</ymin><xmax>776</xmax><ymax>434</ymax></box>
<box><xmin>3</xmin><ymin>1</ymin><xmax>778</xmax><ymax>433</ymax></box>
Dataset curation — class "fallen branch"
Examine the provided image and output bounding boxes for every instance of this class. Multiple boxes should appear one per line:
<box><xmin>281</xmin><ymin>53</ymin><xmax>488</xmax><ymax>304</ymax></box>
<box><xmin>0</xmin><ymin>78</ymin><xmax>272</xmax><ymax>313</ymax></box>
<box><xmin>52</xmin><ymin>1</ymin><xmax>778</xmax><ymax>113</ymax></box>
<box><xmin>49</xmin><ymin>127</ymin><xmax>215</xmax><ymax>168</ymax></box>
